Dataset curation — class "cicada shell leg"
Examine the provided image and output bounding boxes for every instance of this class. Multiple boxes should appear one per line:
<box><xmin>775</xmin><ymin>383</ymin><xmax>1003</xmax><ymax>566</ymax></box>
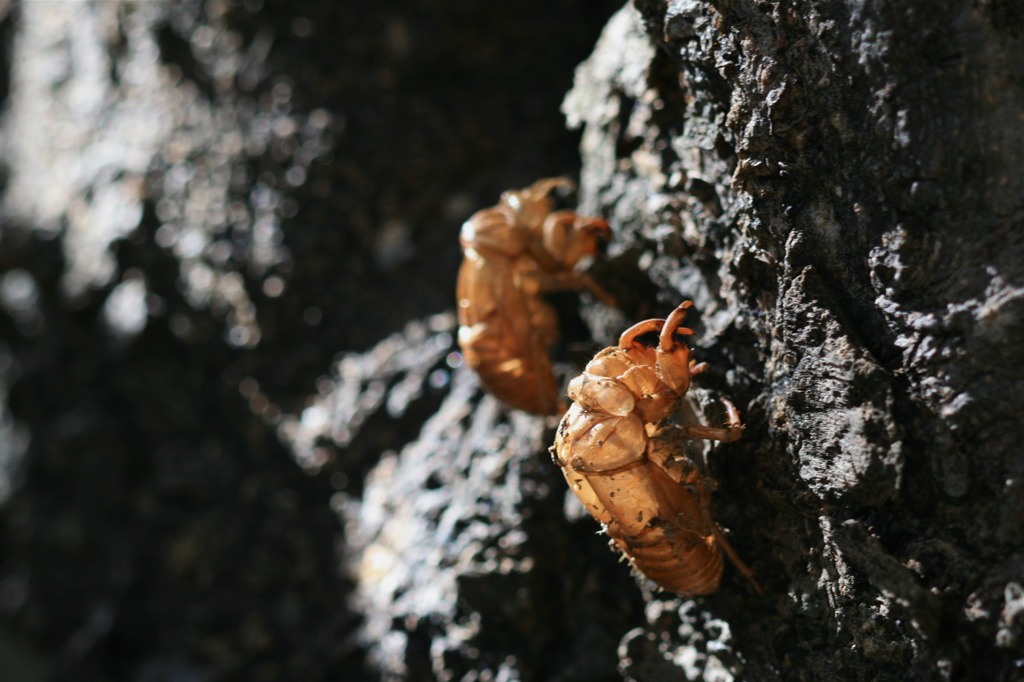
<box><xmin>690</xmin><ymin>477</ymin><xmax>763</xmax><ymax>595</ymax></box>
<box><xmin>678</xmin><ymin>399</ymin><xmax>744</xmax><ymax>444</ymax></box>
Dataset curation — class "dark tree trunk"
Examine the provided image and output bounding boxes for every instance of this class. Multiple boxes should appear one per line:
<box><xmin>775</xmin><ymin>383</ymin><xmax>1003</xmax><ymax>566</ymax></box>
<box><xmin>562</xmin><ymin>3</ymin><xmax>1024</xmax><ymax>679</ymax></box>
<box><xmin>567</xmin><ymin>2</ymin><xmax>1024</xmax><ymax>680</ymax></box>
<box><xmin>0</xmin><ymin>2</ymin><xmax>1022</xmax><ymax>682</ymax></box>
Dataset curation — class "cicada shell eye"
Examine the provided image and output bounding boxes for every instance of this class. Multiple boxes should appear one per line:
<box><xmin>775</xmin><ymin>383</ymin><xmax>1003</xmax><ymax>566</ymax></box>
<box><xmin>586</xmin><ymin>351</ymin><xmax>632</xmax><ymax>380</ymax></box>
<box><xmin>567</xmin><ymin>374</ymin><xmax>586</xmax><ymax>403</ymax></box>
<box><xmin>501</xmin><ymin>190</ymin><xmax>522</xmax><ymax>211</ymax></box>
<box><xmin>571</xmin><ymin>375</ymin><xmax>634</xmax><ymax>417</ymax></box>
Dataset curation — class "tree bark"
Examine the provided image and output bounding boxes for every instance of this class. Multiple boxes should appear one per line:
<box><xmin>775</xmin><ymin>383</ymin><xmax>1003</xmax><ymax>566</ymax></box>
<box><xmin>560</xmin><ymin>2</ymin><xmax>1024</xmax><ymax>679</ymax></box>
<box><xmin>1</xmin><ymin>2</ymin><xmax>1022</xmax><ymax>682</ymax></box>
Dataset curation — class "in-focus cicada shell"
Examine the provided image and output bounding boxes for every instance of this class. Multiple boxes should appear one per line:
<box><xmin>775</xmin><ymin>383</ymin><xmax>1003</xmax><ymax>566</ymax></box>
<box><xmin>552</xmin><ymin>302</ymin><xmax>760</xmax><ymax>595</ymax></box>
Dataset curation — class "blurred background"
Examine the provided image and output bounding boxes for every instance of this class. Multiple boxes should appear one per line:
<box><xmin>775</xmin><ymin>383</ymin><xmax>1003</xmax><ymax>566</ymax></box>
<box><xmin>0</xmin><ymin>1</ymin><xmax>623</xmax><ymax>679</ymax></box>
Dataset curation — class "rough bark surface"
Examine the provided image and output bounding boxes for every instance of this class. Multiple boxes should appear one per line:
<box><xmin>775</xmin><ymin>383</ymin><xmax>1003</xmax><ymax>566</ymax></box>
<box><xmin>1</xmin><ymin>1</ymin><xmax>1022</xmax><ymax>682</ymax></box>
<box><xmin>562</xmin><ymin>3</ymin><xmax>1024</xmax><ymax>680</ymax></box>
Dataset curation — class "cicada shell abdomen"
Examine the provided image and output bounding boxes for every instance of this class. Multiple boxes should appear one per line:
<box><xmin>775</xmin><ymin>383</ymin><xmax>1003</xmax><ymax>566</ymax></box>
<box><xmin>456</xmin><ymin>212</ymin><xmax>561</xmax><ymax>414</ymax></box>
<box><xmin>554</xmin><ymin>402</ymin><xmax>725</xmax><ymax>595</ymax></box>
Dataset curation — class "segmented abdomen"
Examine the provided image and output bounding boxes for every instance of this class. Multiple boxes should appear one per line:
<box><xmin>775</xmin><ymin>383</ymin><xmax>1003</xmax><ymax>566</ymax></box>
<box><xmin>456</xmin><ymin>253</ymin><xmax>560</xmax><ymax>415</ymax></box>
<box><xmin>554</xmin><ymin>405</ymin><xmax>724</xmax><ymax>595</ymax></box>
<box><xmin>610</xmin><ymin>508</ymin><xmax>723</xmax><ymax>596</ymax></box>
<box><xmin>460</xmin><ymin>332</ymin><xmax>558</xmax><ymax>415</ymax></box>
